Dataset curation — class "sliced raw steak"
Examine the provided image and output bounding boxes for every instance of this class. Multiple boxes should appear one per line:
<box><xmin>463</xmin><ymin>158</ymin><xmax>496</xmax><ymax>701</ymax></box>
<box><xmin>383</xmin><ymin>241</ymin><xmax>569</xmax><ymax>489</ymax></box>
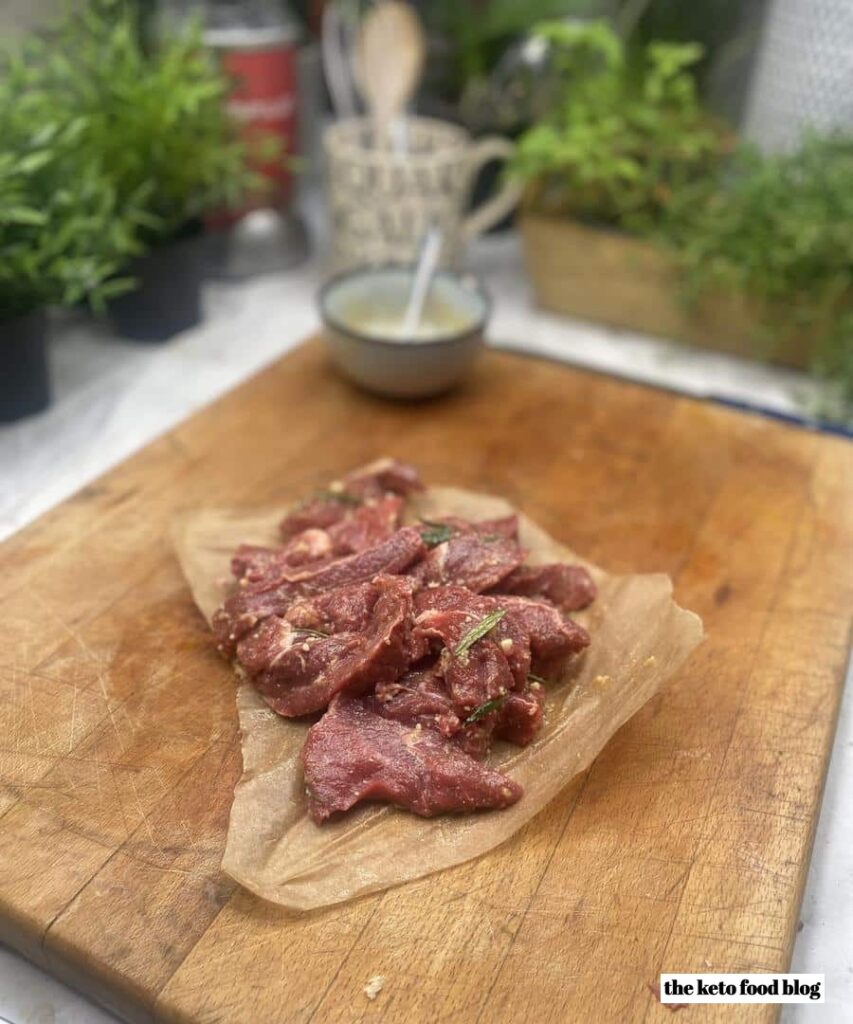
<box><xmin>496</xmin><ymin>564</ymin><xmax>597</xmax><ymax>612</ymax></box>
<box><xmin>239</xmin><ymin>575</ymin><xmax>414</xmax><ymax>717</ymax></box>
<box><xmin>414</xmin><ymin>586</ymin><xmax>531</xmax><ymax>688</ymax></box>
<box><xmin>421</xmin><ymin>514</ymin><xmax>519</xmax><ymax>541</ymax></box>
<box><xmin>343</xmin><ymin>458</ymin><xmax>424</xmax><ymax>499</ymax></box>
<box><xmin>408</xmin><ymin>533</ymin><xmax>524</xmax><ymax>593</ymax></box>
<box><xmin>231</xmin><ymin>529</ymin><xmax>334</xmax><ymax>581</ymax></box>
<box><xmin>302</xmin><ymin>694</ymin><xmax>522</xmax><ymax>822</ymax></box>
<box><xmin>494</xmin><ymin>684</ymin><xmax>546</xmax><ymax>746</ymax></box>
<box><xmin>279</xmin><ymin>459</ymin><xmax>422</xmax><ymax>539</ymax></box>
<box><xmin>375</xmin><ymin>668</ymin><xmax>499</xmax><ymax>760</ymax></box>
<box><xmin>210</xmin><ymin>461</ymin><xmax>598</xmax><ymax>825</ymax></box>
<box><xmin>213</xmin><ymin>526</ymin><xmax>425</xmax><ymax>655</ymax></box>
<box><xmin>497</xmin><ymin>595</ymin><xmax>590</xmax><ymax>665</ymax></box>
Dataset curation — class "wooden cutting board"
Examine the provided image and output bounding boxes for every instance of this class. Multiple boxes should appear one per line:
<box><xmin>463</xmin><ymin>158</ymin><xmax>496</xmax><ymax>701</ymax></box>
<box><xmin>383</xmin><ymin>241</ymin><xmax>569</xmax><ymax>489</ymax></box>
<box><xmin>0</xmin><ymin>341</ymin><xmax>850</xmax><ymax>1024</ymax></box>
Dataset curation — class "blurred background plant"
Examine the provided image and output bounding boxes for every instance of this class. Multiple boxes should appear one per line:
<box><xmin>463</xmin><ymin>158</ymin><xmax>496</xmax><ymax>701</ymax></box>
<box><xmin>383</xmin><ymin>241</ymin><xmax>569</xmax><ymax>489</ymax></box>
<box><xmin>417</xmin><ymin>0</ymin><xmax>762</xmax><ymax>135</ymax></box>
<box><xmin>419</xmin><ymin>0</ymin><xmax>615</xmax><ymax>133</ymax></box>
<box><xmin>620</xmin><ymin>0</ymin><xmax>762</xmax><ymax>123</ymax></box>
<box><xmin>509</xmin><ymin>15</ymin><xmax>851</xmax><ymax>420</ymax></box>
<box><xmin>510</xmin><ymin>21</ymin><xmax>732</xmax><ymax>232</ymax></box>
<box><xmin>0</xmin><ymin>42</ymin><xmax>147</xmax><ymax>319</ymax></box>
<box><xmin>0</xmin><ymin>0</ymin><xmax>849</xmax><ymax>423</ymax></box>
<box><xmin>35</xmin><ymin>0</ymin><xmax>258</xmax><ymax>248</ymax></box>
<box><xmin>664</xmin><ymin>133</ymin><xmax>853</xmax><ymax>418</ymax></box>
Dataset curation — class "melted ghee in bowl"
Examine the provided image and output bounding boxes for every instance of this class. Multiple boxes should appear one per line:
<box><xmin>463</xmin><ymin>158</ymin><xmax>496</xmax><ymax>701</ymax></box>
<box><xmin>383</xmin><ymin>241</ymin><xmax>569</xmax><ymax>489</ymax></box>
<box><xmin>322</xmin><ymin>268</ymin><xmax>486</xmax><ymax>343</ymax></box>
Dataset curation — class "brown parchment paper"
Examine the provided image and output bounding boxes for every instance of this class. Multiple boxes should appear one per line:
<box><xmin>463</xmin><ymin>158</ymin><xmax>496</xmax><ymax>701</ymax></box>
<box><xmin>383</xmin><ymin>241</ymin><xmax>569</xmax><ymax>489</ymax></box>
<box><xmin>173</xmin><ymin>486</ymin><xmax>704</xmax><ymax>911</ymax></box>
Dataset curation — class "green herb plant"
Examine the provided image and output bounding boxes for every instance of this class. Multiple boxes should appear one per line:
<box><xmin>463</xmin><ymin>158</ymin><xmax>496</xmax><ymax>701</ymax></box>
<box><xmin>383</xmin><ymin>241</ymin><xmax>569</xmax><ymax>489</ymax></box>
<box><xmin>38</xmin><ymin>0</ymin><xmax>260</xmax><ymax>246</ymax></box>
<box><xmin>665</xmin><ymin>134</ymin><xmax>853</xmax><ymax>421</ymax></box>
<box><xmin>427</xmin><ymin>0</ymin><xmax>605</xmax><ymax>92</ymax></box>
<box><xmin>511</xmin><ymin>20</ymin><xmax>730</xmax><ymax>232</ymax></box>
<box><xmin>0</xmin><ymin>47</ymin><xmax>148</xmax><ymax>319</ymax></box>
<box><xmin>423</xmin><ymin>0</ymin><xmax>608</xmax><ymax>132</ymax></box>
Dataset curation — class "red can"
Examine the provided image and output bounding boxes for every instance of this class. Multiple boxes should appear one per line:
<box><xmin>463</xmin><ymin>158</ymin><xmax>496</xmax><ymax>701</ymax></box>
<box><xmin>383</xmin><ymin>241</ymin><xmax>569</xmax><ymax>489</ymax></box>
<box><xmin>205</xmin><ymin>17</ymin><xmax>300</xmax><ymax>215</ymax></box>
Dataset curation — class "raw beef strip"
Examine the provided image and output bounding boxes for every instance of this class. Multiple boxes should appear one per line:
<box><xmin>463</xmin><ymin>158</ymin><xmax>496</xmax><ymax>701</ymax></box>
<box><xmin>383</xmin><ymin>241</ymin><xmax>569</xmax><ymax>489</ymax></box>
<box><xmin>326</xmin><ymin>494</ymin><xmax>404</xmax><ymax>556</ymax></box>
<box><xmin>374</xmin><ymin>668</ymin><xmax>460</xmax><ymax>738</ymax></box>
<box><xmin>213</xmin><ymin>526</ymin><xmax>426</xmax><ymax>655</ymax></box>
<box><xmin>302</xmin><ymin>694</ymin><xmax>522</xmax><ymax>822</ymax></box>
<box><xmin>497</xmin><ymin>595</ymin><xmax>590</xmax><ymax>665</ymax></box>
<box><xmin>497</xmin><ymin>564</ymin><xmax>596</xmax><ymax>612</ymax></box>
<box><xmin>279</xmin><ymin>460</ymin><xmax>421</xmax><ymax>539</ymax></box>
<box><xmin>231</xmin><ymin>529</ymin><xmax>334</xmax><ymax>581</ymax></box>
<box><xmin>279</xmin><ymin>495</ymin><xmax>353</xmax><ymax>540</ymax></box>
<box><xmin>442</xmin><ymin>639</ymin><xmax>515</xmax><ymax>714</ymax></box>
<box><xmin>375</xmin><ymin>669</ymin><xmax>499</xmax><ymax>760</ymax></box>
<box><xmin>410</xmin><ymin>599</ymin><xmax>515</xmax><ymax>713</ymax></box>
<box><xmin>238</xmin><ymin>617</ymin><xmax>361</xmax><ymax>683</ymax></box>
<box><xmin>239</xmin><ymin>575</ymin><xmax>415</xmax><ymax>717</ymax></box>
<box><xmin>422</xmin><ymin>515</ymin><xmax>519</xmax><ymax>541</ymax></box>
<box><xmin>235</xmin><ymin>496</ymin><xmax>404</xmax><ymax>588</ymax></box>
<box><xmin>343</xmin><ymin>458</ymin><xmax>424</xmax><ymax>499</ymax></box>
<box><xmin>494</xmin><ymin>684</ymin><xmax>545</xmax><ymax>746</ymax></box>
<box><xmin>414</xmin><ymin>586</ymin><xmax>531</xmax><ymax>688</ymax></box>
<box><xmin>413</xmin><ymin>587</ymin><xmax>588</xmax><ymax>694</ymax></box>
<box><xmin>408</xmin><ymin>533</ymin><xmax>524</xmax><ymax>593</ymax></box>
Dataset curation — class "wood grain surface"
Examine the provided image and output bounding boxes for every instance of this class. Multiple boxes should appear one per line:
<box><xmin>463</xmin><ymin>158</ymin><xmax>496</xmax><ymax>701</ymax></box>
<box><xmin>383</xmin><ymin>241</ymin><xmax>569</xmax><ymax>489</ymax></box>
<box><xmin>0</xmin><ymin>341</ymin><xmax>850</xmax><ymax>1024</ymax></box>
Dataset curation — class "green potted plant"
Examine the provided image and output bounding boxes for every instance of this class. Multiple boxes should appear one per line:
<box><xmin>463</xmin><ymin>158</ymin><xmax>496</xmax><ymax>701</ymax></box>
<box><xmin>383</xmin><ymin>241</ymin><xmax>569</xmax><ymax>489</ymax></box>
<box><xmin>421</xmin><ymin>1</ymin><xmax>614</xmax><ymax>132</ymax></box>
<box><xmin>40</xmin><ymin>0</ymin><xmax>256</xmax><ymax>342</ymax></box>
<box><xmin>665</xmin><ymin>134</ymin><xmax>853</xmax><ymax>419</ymax></box>
<box><xmin>419</xmin><ymin>1</ymin><xmax>614</xmax><ymax>231</ymax></box>
<box><xmin>510</xmin><ymin>19</ymin><xmax>852</xmax><ymax>415</ymax></box>
<box><xmin>511</xmin><ymin>20</ymin><xmax>738</xmax><ymax>345</ymax></box>
<box><xmin>0</xmin><ymin>48</ymin><xmax>144</xmax><ymax>421</ymax></box>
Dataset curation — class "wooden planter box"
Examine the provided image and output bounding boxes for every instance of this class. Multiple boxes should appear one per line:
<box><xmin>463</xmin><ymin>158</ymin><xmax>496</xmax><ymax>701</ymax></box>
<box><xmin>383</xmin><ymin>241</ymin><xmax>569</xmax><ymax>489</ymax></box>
<box><xmin>520</xmin><ymin>213</ymin><xmax>813</xmax><ymax>370</ymax></box>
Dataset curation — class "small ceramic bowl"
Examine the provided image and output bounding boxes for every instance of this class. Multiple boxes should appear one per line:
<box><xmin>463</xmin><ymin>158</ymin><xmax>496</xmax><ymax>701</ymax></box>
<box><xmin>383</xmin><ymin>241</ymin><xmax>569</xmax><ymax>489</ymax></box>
<box><xmin>319</xmin><ymin>266</ymin><xmax>490</xmax><ymax>399</ymax></box>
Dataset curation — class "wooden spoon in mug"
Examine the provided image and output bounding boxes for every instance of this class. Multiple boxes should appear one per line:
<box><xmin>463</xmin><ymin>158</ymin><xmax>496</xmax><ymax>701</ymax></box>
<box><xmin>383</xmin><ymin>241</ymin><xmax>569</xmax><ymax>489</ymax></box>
<box><xmin>357</xmin><ymin>1</ymin><xmax>425</xmax><ymax>150</ymax></box>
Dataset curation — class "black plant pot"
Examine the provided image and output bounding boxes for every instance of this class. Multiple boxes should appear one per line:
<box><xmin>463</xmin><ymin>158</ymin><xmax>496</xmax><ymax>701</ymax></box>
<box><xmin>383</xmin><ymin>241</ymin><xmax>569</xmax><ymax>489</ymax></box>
<box><xmin>0</xmin><ymin>309</ymin><xmax>51</xmax><ymax>423</ymax></box>
<box><xmin>108</xmin><ymin>228</ymin><xmax>207</xmax><ymax>343</ymax></box>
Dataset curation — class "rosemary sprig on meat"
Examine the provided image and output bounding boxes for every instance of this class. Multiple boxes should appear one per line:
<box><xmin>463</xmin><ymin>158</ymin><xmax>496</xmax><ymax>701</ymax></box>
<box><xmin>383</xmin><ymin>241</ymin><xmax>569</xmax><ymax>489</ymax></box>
<box><xmin>419</xmin><ymin>519</ymin><xmax>455</xmax><ymax>548</ymax></box>
<box><xmin>454</xmin><ymin>609</ymin><xmax>507</xmax><ymax>659</ymax></box>
<box><xmin>527</xmin><ymin>672</ymin><xmax>548</xmax><ymax>686</ymax></box>
<box><xmin>293</xmin><ymin>627</ymin><xmax>330</xmax><ymax>639</ymax></box>
<box><xmin>465</xmin><ymin>696</ymin><xmax>506</xmax><ymax>723</ymax></box>
<box><xmin>293</xmin><ymin>488</ymin><xmax>362</xmax><ymax>512</ymax></box>
<box><xmin>316</xmin><ymin>489</ymin><xmax>362</xmax><ymax>507</ymax></box>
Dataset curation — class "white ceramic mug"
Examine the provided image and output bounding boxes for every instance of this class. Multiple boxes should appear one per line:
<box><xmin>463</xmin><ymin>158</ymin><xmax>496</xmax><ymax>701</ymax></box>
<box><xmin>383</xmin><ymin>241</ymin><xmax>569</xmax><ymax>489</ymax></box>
<box><xmin>324</xmin><ymin>116</ymin><xmax>523</xmax><ymax>272</ymax></box>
